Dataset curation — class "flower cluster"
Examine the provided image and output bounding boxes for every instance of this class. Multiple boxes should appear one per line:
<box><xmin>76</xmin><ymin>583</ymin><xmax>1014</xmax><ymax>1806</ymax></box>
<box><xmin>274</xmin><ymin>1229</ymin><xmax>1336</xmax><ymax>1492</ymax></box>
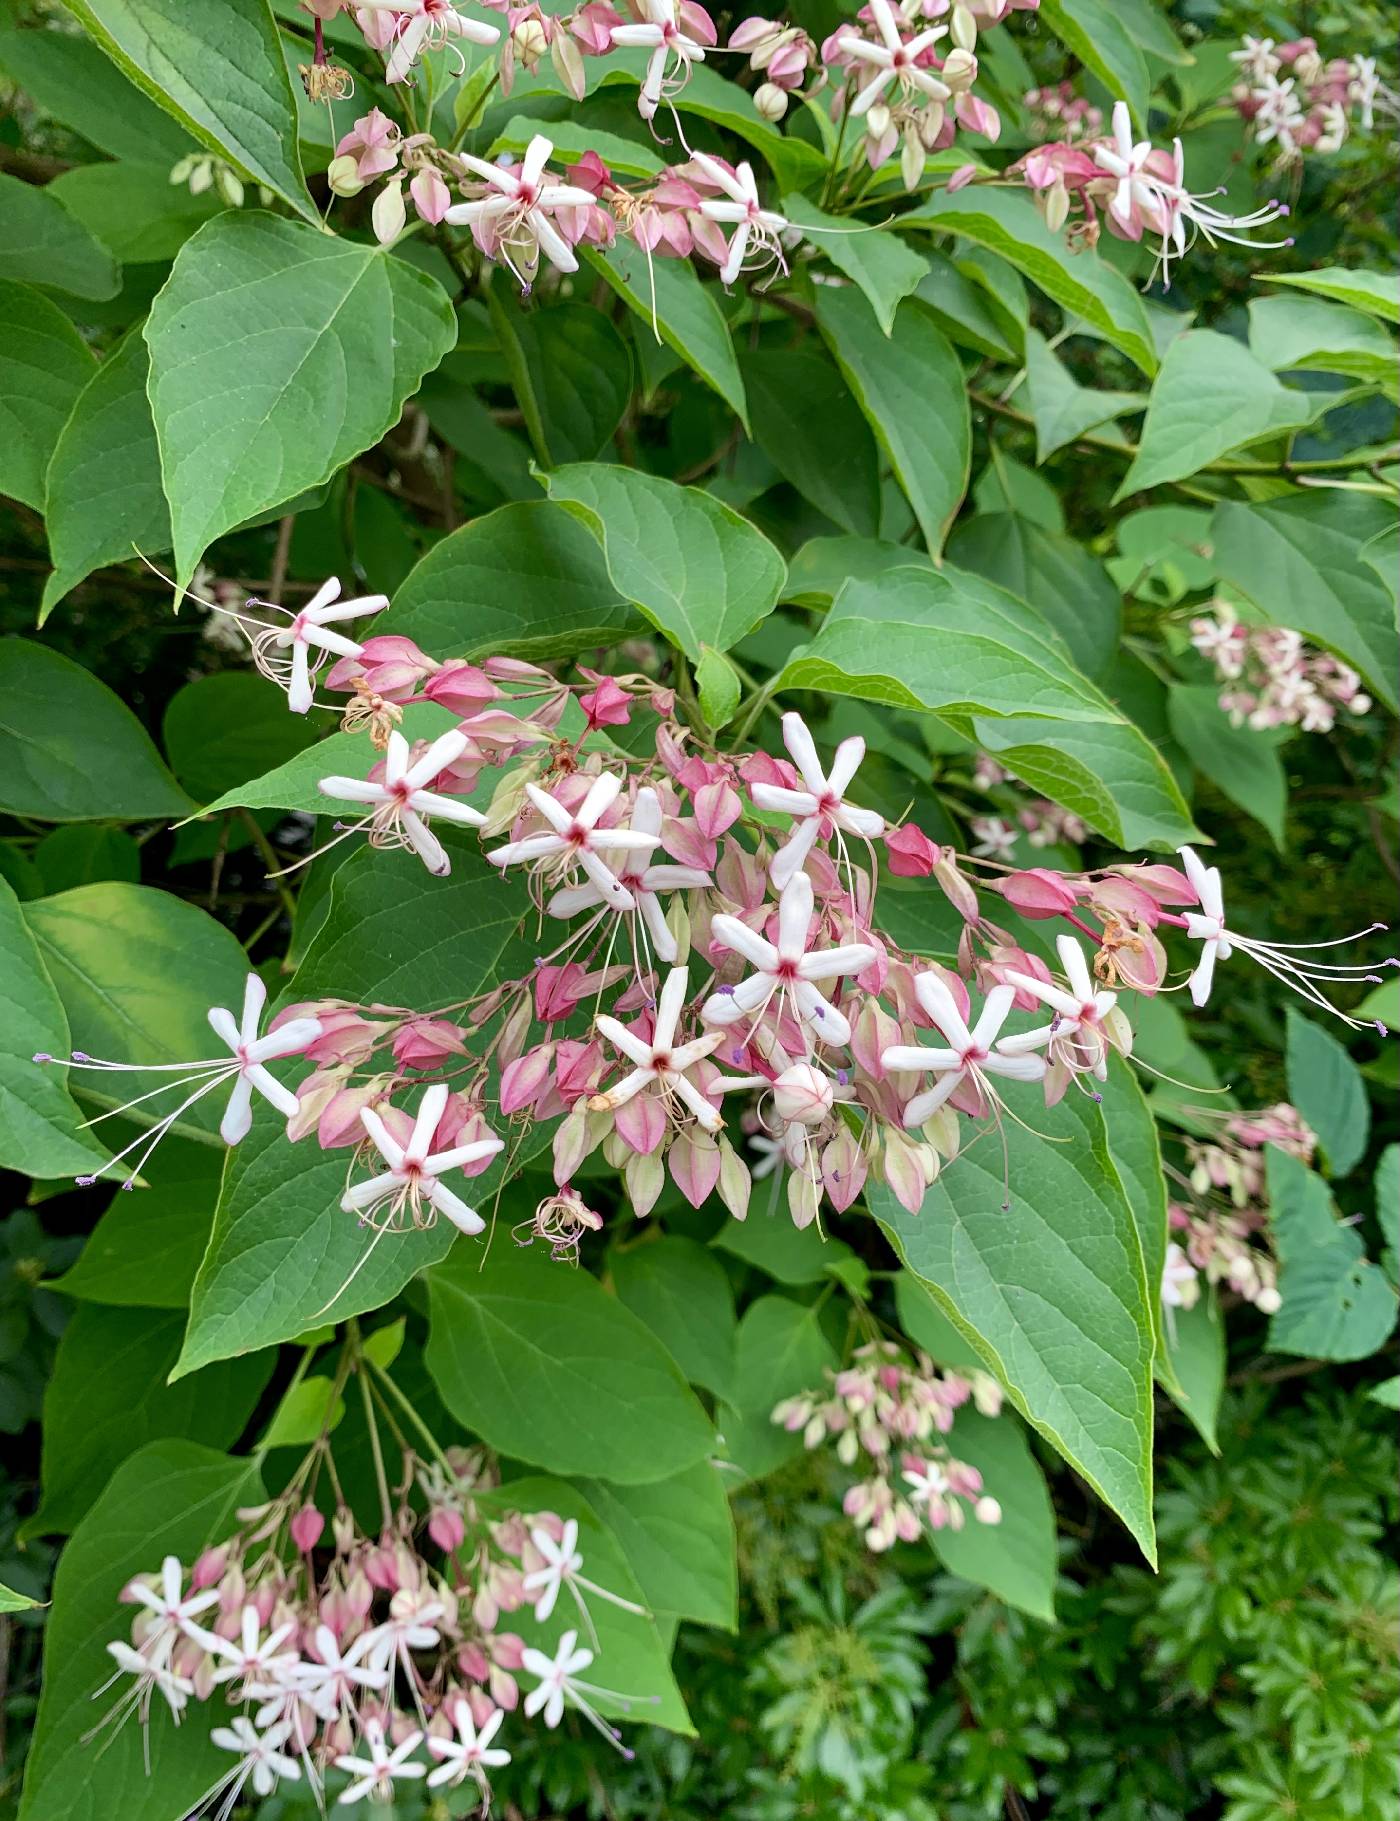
<box><xmin>1014</xmin><ymin>100</ymin><xmax>1292</xmax><ymax>284</ymax></box>
<box><xmin>772</xmin><ymin>1341</ymin><xmax>1005</xmax><ymax>1550</ymax></box>
<box><xmin>971</xmin><ymin>754</ymin><xmax>1089</xmax><ymax>855</ymax></box>
<box><xmin>1022</xmin><ymin>79</ymin><xmax>1102</xmax><ymax>143</ymax></box>
<box><xmin>1190</xmin><ymin>602</ymin><xmax>1373</xmax><ymax>734</ymax></box>
<box><xmin>1162</xmin><ymin>1104</ymin><xmax>1316</xmax><ymax>1319</ymax></box>
<box><xmin>36</xmin><ymin>583</ymin><xmax>1393</xmax><ymax>1258</ymax></box>
<box><xmin>93</xmin><ymin>1426</ymin><xmax>651</xmax><ymax>1810</ymax></box>
<box><xmin>1230</xmin><ymin>37</ymin><xmax>1396</xmax><ymax>164</ymax></box>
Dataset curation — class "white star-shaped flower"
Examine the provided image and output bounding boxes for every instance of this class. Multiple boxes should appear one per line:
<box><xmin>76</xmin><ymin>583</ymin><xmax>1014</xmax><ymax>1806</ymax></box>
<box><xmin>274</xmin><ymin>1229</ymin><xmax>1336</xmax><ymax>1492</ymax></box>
<box><xmin>702</xmin><ymin>870</ymin><xmax>877</xmax><ymax>1048</ymax></box>
<box><xmin>547</xmin><ymin>786</ymin><xmax>710</xmax><ymax>962</ymax></box>
<box><xmin>749</xmin><ymin>712</ymin><xmax>885</xmax><ymax>888</ymax></box>
<box><xmin>522</xmin><ymin>1518</ymin><xmax>583</xmax><ymax>1622</ymax></box>
<box><xmin>592</xmin><ymin>966</ymin><xmax>751</xmax><ymax>1133</ymax></box>
<box><xmin>689</xmin><ymin>150</ymin><xmax>790</xmax><ymax>285</ymax></box>
<box><xmin>266</xmin><ymin>577</ymin><xmax>385</xmax><ymax>713</ymax></box>
<box><xmin>490</xmin><ymin>772</ymin><xmax>657</xmax><ymax>910</ymax></box>
<box><xmin>610</xmin><ymin>0</ymin><xmax>708</xmax><ymax>120</ymax></box>
<box><xmin>204</xmin><ymin>1607</ymin><xmax>300</xmax><ymax>1696</ymax></box>
<box><xmin>124</xmin><ymin>1555</ymin><xmax>220</xmax><ymax>1653</ymax></box>
<box><xmin>334</xmin><ymin>1719</ymin><xmax>426</xmax><ymax>1803</ymax></box>
<box><xmin>522</xmin><ymin>1629</ymin><xmax>595</xmax><ymax>1730</ymax></box>
<box><xmin>210</xmin><ymin>1715</ymin><xmax>302</xmax><ymax>1800</ymax></box>
<box><xmin>320</xmin><ymin>728</ymin><xmax>486</xmax><ymax>878</ymax></box>
<box><xmin>286</xmin><ymin>1624</ymin><xmax>389</xmax><ymax>1720</ymax></box>
<box><xmin>356</xmin><ymin>0</ymin><xmax>501</xmax><ymax>85</ymax></box>
<box><xmin>882</xmin><ymin>975</ymin><xmax>1045</xmax><ymax>1125</ymax></box>
<box><xmin>426</xmin><ymin>1699</ymin><xmax>511</xmax><ymax>1788</ymax></box>
<box><xmin>1178</xmin><ymin>845</ymin><xmax>1231</xmax><ymax>1006</ymax></box>
<box><xmin>998</xmin><ymin>934</ymin><xmax>1120</xmax><ymax>1075</ymax></box>
<box><xmin>344</xmin><ymin>1083</ymin><xmax>503</xmax><ymax>1235</ymax></box>
<box><xmin>444</xmin><ymin>135</ymin><xmax>598</xmax><ymax>276</ymax></box>
<box><xmin>837</xmin><ymin>0</ymin><xmax>949</xmax><ymax>118</ymax></box>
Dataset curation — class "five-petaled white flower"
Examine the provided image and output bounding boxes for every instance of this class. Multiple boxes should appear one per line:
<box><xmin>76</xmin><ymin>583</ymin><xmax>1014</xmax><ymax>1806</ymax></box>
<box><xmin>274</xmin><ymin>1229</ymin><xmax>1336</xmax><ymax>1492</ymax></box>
<box><xmin>334</xmin><ymin>1719</ymin><xmax>426</xmax><ymax>1803</ymax></box>
<box><xmin>748</xmin><ymin>712</ymin><xmax>886</xmax><ymax>888</ymax></box>
<box><xmin>522</xmin><ymin>1629</ymin><xmax>595</xmax><ymax>1730</ymax></box>
<box><xmin>999</xmin><ymin>934</ymin><xmax>1121</xmax><ymax>1078</ymax></box>
<box><xmin>1178</xmin><ymin>845</ymin><xmax>1231</xmax><ymax>1007</ymax></box>
<box><xmin>124</xmin><ymin>1555</ymin><xmax>220</xmax><ymax>1654</ymax></box>
<box><xmin>882</xmin><ymin>976</ymin><xmax>1045</xmax><ymax>1125</ymax></box>
<box><xmin>320</xmin><ymin>727</ymin><xmax>485</xmax><ymax>878</ymax></box>
<box><xmin>287</xmin><ymin>1625</ymin><xmax>390</xmax><ymax>1720</ymax></box>
<box><xmin>547</xmin><ymin>786</ymin><xmax>710</xmax><ymax>962</ymax></box>
<box><xmin>203</xmin><ymin>1607</ymin><xmax>300</xmax><ymax>1697</ymax></box>
<box><xmin>490</xmin><ymin>772</ymin><xmax>656</xmax><ymax>911</ymax></box>
<box><xmin>523</xmin><ymin>1519</ymin><xmax>583</xmax><ymax>1622</ymax></box>
<box><xmin>356</xmin><ymin>0</ymin><xmax>500</xmax><ymax>85</ymax></box>
<box><xmin>591</xmin><ymin>965</ymin><xmax>753</xmax><ymax>1132</ymax></box>
<box><xmin>689</xmin><ymin>150</ymin><xmax>791</xmax><ymax>285</ymax></box>
<box><xmin>444</xmin><ymin>135</ymin><xmax>597</xmax><ymax>279</ymax></box>
<box><xmin>263</xmin><ymin>577</ymin><xmax>386</xmax><ymax>714</ymax></box>
<box><xmin>103</xmin><ymin>1639</ymin><xmax>195</xmax><ymax>1721</ymax></box>
<box><xmin>426</xmin><ymin>1699</ymin><xmax>511</xmax><ymax>1788</ymax></box>
<box><xmin>610</xmin><ymin>0</ymin><xmax>708</xmax><ymax>120</ymax></box>
<box><xmin>1092</xmin><ymin>101</ymin><xmax>1162</xmax><ymax>236</ymax></box>
<box><xmin>210</xmin><ymin>1716</ymin><xmax>302</xmax><ymax>1800</ymax></box>
<box><xmin>1161</xmin><ymin>1243</ymin><xmax>1200</xmax><ymax>1311</ymax></box>
<box><xmin>836</xmin><ymin>0</ymin><xmax>949</xmax><ymax>118</ymax></box>
<box><xmin>345</xmin><ymin>1082</ymin><xmax>503</xmax><ymax>1234</ymax></box>
<box><xmin>702</xmin><ymin>870</ymin><xmax>877</xmax><ymax>1049</ymax></box>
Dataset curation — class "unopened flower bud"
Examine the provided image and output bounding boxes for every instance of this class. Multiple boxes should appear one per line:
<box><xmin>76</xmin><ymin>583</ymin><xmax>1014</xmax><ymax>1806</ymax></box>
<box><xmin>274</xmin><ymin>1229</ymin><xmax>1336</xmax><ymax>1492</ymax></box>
<box><xmin>290</xmin><ymin>1504</ymin><xmax>325</xmax><ymax>1552</ymax></box>
<box><xmin>951</xmin><ymin>4</ymin><xmax>977</xmax><ymax>51</ymax></box>
<box><xmin>551</xmin><ymin>29</ymin><xmax>586</xmax><ymax>100</ymax></box>
<box><xmin>940</xmin><ymin>46</ymin><xmax>978</xmax><ymax>91</ymax></box>
<box><xmin>753</xmin><ymin>81</ymin><xmax>788</xmax><ymax>121</ymax></box>
<box><xmin>974</xmin><ymin>1495</ymin><xmax>1002</xmax><ymax>1525</ymax></box>
<box><xmin>866</xmin><ymin>102</ymin><xmax>891</xmax><ymax>139</ymax></box>
<box><xmin>512</xmin><ymin>15</ymin><xmax>549</xmax><ymax>65</ymax></box>
<box><xmin>327</xmin><ymin>153</ymin><xmax>365</xmax><ymax>197</ymax></box>
<box><xmin>372</xmin><ymin>179</ymin><xmax>406</xmax><ymax>246</ymax></box>
<box><xmin>773</xmin><ymin>1063</ymin><xmax>834</xmax><ymax>1126</ymax></box>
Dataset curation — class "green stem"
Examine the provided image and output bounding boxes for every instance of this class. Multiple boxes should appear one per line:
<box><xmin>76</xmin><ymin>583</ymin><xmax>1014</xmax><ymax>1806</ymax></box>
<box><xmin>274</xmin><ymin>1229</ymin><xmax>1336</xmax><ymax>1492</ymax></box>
<box><xmin>368</xmin><ymin>1359</ymin><xmax>456</xmax><ymax>1474</ymax></box>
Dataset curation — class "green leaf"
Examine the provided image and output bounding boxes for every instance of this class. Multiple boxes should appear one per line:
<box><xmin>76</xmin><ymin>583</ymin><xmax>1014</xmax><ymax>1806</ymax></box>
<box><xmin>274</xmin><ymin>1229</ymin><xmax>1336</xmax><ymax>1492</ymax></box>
<box><xmin>917</xmin><ymin>253</ymin><xmax>1021</xmax><ymax>362</ymax></box>
<box><xmin>729</xmin><ymin>1294</ymin><xmax>837</xmax><ymax>1412</ymax></box>
<box><xmin>63</xmin><ymin>0</ymin><xmax>316</xmax><ymax>222</ymax></box>
<box><xmin>51</xmin><ymin>1136</ymin><xmax>222</xmax><ymax>1307</ymax></box>
<box><xmin>259</xmin><ymin>1373</ymin><xmax>345</xmax><ymax>1449</ymax></box>
<box><xmin>176</xmin><ymin>842</ymin><xmax>538</xmax><ymax>1374</ymax></box>
<box><xmin>0</xmin><ymin>1582</ymin><xmax>41</xmax><ymax>1614</ymax></box>
<box><xmin>1212</xmin><ymin>492</ymin><xmax>1399</xmax><ymax>713</ymax></box>
<box><xmin>813</xmin><ymin>287</ymin><xmax>969</xmax><ymax>554</ymax></box>
<box><xmin>23</xmin><ymin>883</ymin><xmax>250</xmax><ymax>1142</ymax></box>
<box><xmin>386</xmin><ymin>501</ymin><xmax>639</xmax><ymax>663</ymax></box>
<box><xmin>894</xmin><ymin>1273</ymin><xmax>988</xmax><ymax>1372</ymax></box>
<box><xmin>1167</xmin><ymin>684</ymin><xmax>1287</xmax><ymax>846</ymax></box>
<box><xmin>0</xmin><ymin>171</ymin><xmax>119</xmax><ymax>301</ymax></box>
<box><xmin>0</xmin><ymin>280</ymin><xmax>97</xmax><ymax>512</ymax></box>
<box><xmin>1285</xmin><ymin>1009</ymin><xmax>1370</xmax><ymax>1178</ymax></box>
<box><xmin>145</xmin><ymin>213</ymin><xmax>456</xmax><ymax>586</ymax></box>
<box><xmin>1162</xmin><ymin>1288</ymin><xmax>1225</xmax><ymax>1453</ymax></box>
<box><xmin>0</xmin><ymin>877</ymin><xmax>109</xmax><ymax>1179</ymax></box>
<box><xmin>872</xmin><ymin>1086</ymin><xmax>1157</xmax><ymax>1564</ymax></box>
<box><xmin>40</xmin><ymin>331</ymin><xmax>172</xmax><ymax>623</ymax></box>
<box><xmin>0</xmin><ymin>26</ymin><xmax>193</xmax><ymax>163</ymax></box>
<box><xmin>947</xmin><ymin>513</ymin><xmax>1121</xmax><ymax>680</ymax></box>
<box><xmin>928</xmin><ymin>1411</ymin><xmax>1057</xmax><ymax>1621</ymax></box>
<box><xmin>1110</xmin><ymin>0</ymin><xmax>1192</xmax><ymax>64</ymax></box>
<box><xmin>712</xmin><ymin>1208</ymin><xmax>858</xmax><ymax>1286</ymax></box>
<box><xmin>25</xmin><ymin>1306</ymin><xmax>272</xmax><ymax>1537</ymax></box>
<box><xmin>582</xmin><ymin>239</ymin><xmax>748</xmax><ymax>427</ymax></box>
<box><xmin>900</xmin><ymin>187</ymin><xmax>1158</xmax><ymax>375</ymax></box>
<box><xmin>1040</xmin><ymin>0</ymin><xmax>1150</xmax><ymax>125</ymax></box>
<box><xmin>741</xmin><ymin>346</ymin><xmax>881</xmax><ymax>538</ymax></box>
<box><xmin>1248</xmin><ymin>292</ymin><xmax>1397</xmax><ymax>392</ymax></box>
<box><xmin>1098</xmin><ymin>1055</ymin><xmax>1173</xmax><ymax>1373</ymax></box>
<box><xmin>1117</xmin><ymin>331</ymin><xmax>1314</xmax><ymax>497</ymax></box>
<box><xmin>541</xmin><ymin>463</ymin><xmax>787</xmax><ymax>661</ymax></box>
<box><xmin>0</xmin><ymin>639</ymin><xmax>190</xmax><ymax>822</ymax></box>
<box><xmin>47</xmin><ymin>161</ymin><xmax>224</xmax><ymax>265</ymax></box>
<box><xmin>192</xmin><ymin>703</ymin><xmax>456</xmax><ymax>818</ymax></box>
<box><xmin>782</xmin><ymin>194</ymin><xmax>927</xmax><ymax>336</ymax></box>
<box><xmin>34</xmin><ymin>826</ymin><xmax>142</xmax><ymax>895</ymax></box>
<box><xmin>1262</xmin><ymin>267</ymin><xmax>1399</xmax><ymax>324</ymax></box>
<box><xmin>17</xmin><ymin>1442</ymin><xmax>262</xmax><ymax>1821</ymax></box>
<box><xmin>476</xmin><ymin>1475</ymin><xmax>692</xmax><ymax>1731</ymax></box>
<box><xmin>610</xmin><ymin>1235</ymin><xmax>737</xmax><ymax>1399</ymax></box>
<box><xmin>1022</xmin><ymin>328</ymin><xmax>1143</xmax><ymax>462</ymax></box>
<box><xmin>1266</xmin><ymin>1149</ymin><xmax>1397</xmax><ymax>1362</ymax></box>
<box><xmin>425</xmin><ymin>1245</ymin><xmax>713</xmax><ymax>1485</ymax></box>
<box><xmin>162</xmin><ymin>671</ymin><xmax>323</xmax><ymax>804</ymax></box>
<box><xmin>695</xmin><ymin>645</ymin><xmax>742</xmax><ymax>729</ymax></box>
<box><xmin>487</xmin><ymin>288</ymin><xmax>633</xmax><ymax>467</ymax></box>
<box><xmin>577</xmin><ymin>1466</ymin><xmax>737</xmax><ymax>1629</ymax></box>
<box><xmin>1368</xmin><ymin>1376</ymin><xmax>1400</xmax><ymax>1409</ymax></box>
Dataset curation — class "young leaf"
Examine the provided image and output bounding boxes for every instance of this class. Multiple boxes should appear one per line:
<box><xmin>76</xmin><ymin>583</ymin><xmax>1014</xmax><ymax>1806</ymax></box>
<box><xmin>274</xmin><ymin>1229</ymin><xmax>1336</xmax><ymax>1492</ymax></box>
<box><xmin>145</xmin><ymin>214</ymin><xmax>456</xmax><ymax>587</ymax></box>
<box><xmin>40</xmin><ymin>330</ymin><xmax>172</xmax><ymax>623</ymax></box>
<box><xmin>425</xmin><ymin>1246</ymin><xmax>714</xmax><ymax>1485</ymax></box>
<box><xmin>0</xmin><ymin>280</ymin><xmax>97</xmax><ymax>511</ymax></box>
<box><xmin>1262</xmin><ymin>266</ymin><xmax>1399</xmax><ymax>323</ymax></box>
<box><xmin>0</xmin><ymin>641</ymin><xmax>190</xmax><ymax>822</ymax></box>
<box><xmin>17</xmin><ymin>1442</ymin><xmax>263</xmax><ymax>1821</ymax></box>
<box><xmin>25</xmin><ymin>1306</ymin><xmax>272</xmax><ymax>1537</ymax></box>
<box><xmin>542</xmin><ymin>463</ymin><xmax>787</xmax><ymax>660</ymax></box>
<box><xmin>814</xmin><ymin>286</ymin><xmax>970</xmax><ymax>554</ymax></box>
<box><xmin>1266</xmin><ymin>1149</ymin><xmax>1396</xmax><ymax>1362</ymax></box>
<box><xmin>873</xmin><ymin>1086</ymin><xmax>1158</xmax><ymax>1564</ymax></box>
<box><xmin>63</xmin><ymin>0</ymin><xmax>316</xmax><ymax>222</ymax></box>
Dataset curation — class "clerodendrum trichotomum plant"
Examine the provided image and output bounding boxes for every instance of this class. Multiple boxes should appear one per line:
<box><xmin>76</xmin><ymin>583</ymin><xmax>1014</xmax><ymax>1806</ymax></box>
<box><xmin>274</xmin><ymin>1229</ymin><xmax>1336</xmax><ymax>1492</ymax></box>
<box><xmin>1</xmin><ymin>0</ymin><xmax>1396</xmax><ymax>1817</ymax></box>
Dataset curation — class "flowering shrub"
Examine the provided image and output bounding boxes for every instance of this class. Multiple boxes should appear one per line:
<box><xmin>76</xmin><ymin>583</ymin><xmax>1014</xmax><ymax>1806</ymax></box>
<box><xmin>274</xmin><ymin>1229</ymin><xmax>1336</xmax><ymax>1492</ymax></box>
<box><xmin>0</xmin><ymin>0</ymin><xmax>1395</xmax><ymax>1814</ymax></box>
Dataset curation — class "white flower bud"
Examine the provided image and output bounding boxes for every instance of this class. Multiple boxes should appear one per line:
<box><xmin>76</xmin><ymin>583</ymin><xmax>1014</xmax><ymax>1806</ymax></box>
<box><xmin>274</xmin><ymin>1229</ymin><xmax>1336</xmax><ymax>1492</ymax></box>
<box><xmin>974</xmin><ymin>1495</ymin><xmax>1002</xmax><ymax>1526</ymax></box>
<box><xmin>1043</xmin><ymin>178</ymin><xmax>1070</xmax><ymax>234</ymax></box>
<box><xmin>940</xmin><ymin>47</ymin><xmax>978</xmax><ymax>92</ymax></box>
<box><xmin>327</xmin><ymin>154</ymin><xmax>365</xmax><ymax>198</ymax></box>
<box><xmin>772</xmin><ymin>1063</ymin><xmax>834</xmax><ymax>1127</ymax></box>
<box><xmin>951</xmin><ymin>4</ymin><xmax>978</xmax><ymax>52</ymax></box>
<box><xmin>372</xmin><ymin>179</ymin><xmax>406</xmax><ymax>246</ymax></box>
<box><xmin>215</xmin><ymin>165</ymin><xmax>245</xmax><ymax>207</ymax></box>
<box><xmin>550</xmin><ymin>30</ymin><xmax>586</xmax><ymax>101</ymax></box>
<box><xmin>901</xmin><ymin>126</ymin><xmax>924</xmax><ymax>192</ymax></box>
<box><xmin>511</xmin><ymin>16</ymin><xmax>549</xmax><ymax>65</ymax></box>
<box><xmin>866</xmin><ymin>102</ymin><xmax>892</xmax><ymax>138</ymax></box>
<box><xmin>753</xmin><ymin>81</ymin><xmax>789</xmax><ymax>122</ymax></box>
